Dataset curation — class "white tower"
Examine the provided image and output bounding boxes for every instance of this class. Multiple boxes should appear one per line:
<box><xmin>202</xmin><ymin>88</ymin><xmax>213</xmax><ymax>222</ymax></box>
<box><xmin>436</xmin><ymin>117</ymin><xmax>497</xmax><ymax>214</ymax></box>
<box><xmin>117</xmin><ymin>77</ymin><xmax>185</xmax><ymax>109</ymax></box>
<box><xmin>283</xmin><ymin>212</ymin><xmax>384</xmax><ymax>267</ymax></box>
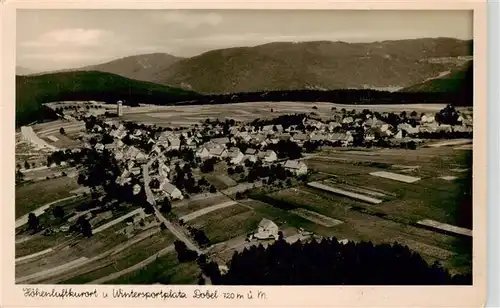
<box><xmin>117</xmin><ymin>100</ymin><xmax>123</xmax><ymax>117</ymax></box>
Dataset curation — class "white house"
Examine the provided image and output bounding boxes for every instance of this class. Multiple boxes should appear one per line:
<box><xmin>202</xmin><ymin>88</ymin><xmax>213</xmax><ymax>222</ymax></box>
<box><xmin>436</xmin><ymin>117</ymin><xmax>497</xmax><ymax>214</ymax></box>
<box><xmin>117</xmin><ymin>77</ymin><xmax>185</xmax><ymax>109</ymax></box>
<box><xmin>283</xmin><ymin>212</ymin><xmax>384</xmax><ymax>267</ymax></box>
<box><xmin>167</xmin><ymin>136</ymin><xmax>181</xmax><ymax>150</ymax></box>
<box><xmin>159</xmin><ymin>162</ymin><xmax>170</xmax><ymax>177</ymax></box>
<box><xmin>209</xmin><ymin>146</ymin><xmax>228</xmax><ymax>158</ymax></box>
<box><xmin>330</xmin><ymin>133</ymin><xmax>353</xmax><ymax>146</ymax></box>
<box><xmin>258</xmin><ymin>150</ymin><xmax>278</xmax><ymax>163</ymax></box>
<box><xmin>284</xmin><ymin>160</ymin><xmax>308</xmax><ymax>175</ymax></box>
<box><xmin>397</xmin><ymin>123</ymin><xmax>419</xmax><ymax>135</ymax></box>
<box><xmin>95</xmin><ymin>143</ymin><xmax>105</xmax><ymax>152</ymax></box>
<box><xmin>342</xmin><ymin>117</ymin><xmax>354</xmax><ymax>124</ymax></box>
<box><xmin>114</xmin><ymin>150</ymin><xmax>124</xmax><ymax>160</ymax></box>
<box><xmin>227</xmin><ymin>147</ymin><xmax>245</xmax><ymax>165</ymax></box>
<box><xmin>211</xmin><ymin>137</ymin><xmax>230</xmax><ymax>146</ymax></box>
<box><xmin>380</xmin><ymin>124</ymin><xmax>393</xmax><ymax>133</ymax></box>
<box><xmin>161</xmin><ymin>182</ymin><xmax>184</xmax><ymax>200</ymax></box>
<box><xmin>421</xmin><ymin>114</ymin><xmax>436</xmax><ymax>123</ymax></box>
<box><xmin>394</xmin><ymin>130</ymin><xmax>404</xmax><ymax>139</ymax></box>
<box><xmin>328</xmin><ymin>122</ymin><xmax>342</xmax><ymax>132</ymax></box>
<box><xmin>253</xmin><ymin>218</ymin><xmax>279</xmax><ymax>240</ymax></box>
<box><xmin>292</xmin><ymin>133</ymin><xmax>308</xmax><ymax>144</ymax></box>
<box><xmin>436</xmin><ymin>124</ymin><xmax>453</xmax><ymax>133</ymax></box>
<box><xmin>245</xmin><ymin>148</ymin><xmax>258</xmax><ymax>163</ymax></box>
<box><xmin>196</xmin><ymin>147</ymin><xmax>211</xmax><ymax>159</ymax></box>
<box><xmin>132</xmin><ymin>184</ymin><xmax>142</xmax><ymax>195</ymax></box>
<box><xmin>364</xmin><ymin>128</ymin><xmax>378</xmax><ymax>141</ymax></box>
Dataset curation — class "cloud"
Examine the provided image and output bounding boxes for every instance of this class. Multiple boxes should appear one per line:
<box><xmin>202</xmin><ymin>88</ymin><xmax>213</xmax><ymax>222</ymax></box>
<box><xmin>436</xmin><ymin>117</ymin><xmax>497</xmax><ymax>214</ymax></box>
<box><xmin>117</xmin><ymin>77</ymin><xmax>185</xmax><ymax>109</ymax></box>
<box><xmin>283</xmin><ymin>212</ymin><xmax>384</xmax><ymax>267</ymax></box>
<box><xmin>151</xmin><ymin>11</ymin><xmax>222</xmax><ymax>29</ymax></box>
<box><xmin>21</xmin><ymin>51</ymin><xmax>106</xmax><ymax>62</ymax></box>
<box><xmin>21</xmin><ymin>28</ymin><xmax>113</xmax><ymax>48</ymax></box>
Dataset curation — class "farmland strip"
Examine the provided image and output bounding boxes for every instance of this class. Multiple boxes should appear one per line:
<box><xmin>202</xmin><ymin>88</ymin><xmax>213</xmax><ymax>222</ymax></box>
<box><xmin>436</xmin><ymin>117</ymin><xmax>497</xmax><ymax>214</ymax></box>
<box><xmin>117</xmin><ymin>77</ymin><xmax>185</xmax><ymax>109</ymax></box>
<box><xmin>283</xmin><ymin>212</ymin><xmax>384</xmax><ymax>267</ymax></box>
<box><xmin>307</xmin><ymin>182</ymin><xmax>383</xmax><ymax>204</ymax></box>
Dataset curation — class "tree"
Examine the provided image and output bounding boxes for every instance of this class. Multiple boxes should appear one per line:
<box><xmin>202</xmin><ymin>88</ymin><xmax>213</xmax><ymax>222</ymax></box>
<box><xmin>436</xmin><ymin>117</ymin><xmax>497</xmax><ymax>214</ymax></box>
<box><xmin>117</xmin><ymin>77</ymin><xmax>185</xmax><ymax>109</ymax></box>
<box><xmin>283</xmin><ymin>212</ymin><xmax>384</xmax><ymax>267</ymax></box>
<box><xmin>27</xmin><ymin>213</ymin><xmax>39</xmax><ymax>231</ymax></box>
<box><xmin>174</xmin><ymin>240</ymin><xmax>198</xmax><ymax>262</ymax></box>
<box><xmin>15</xmin><ymin>169</ymin><xmax>24</xmax><ymax>184</ymax></box>
<box><xmin>410</xmin><ymin>110</ymin><xmax>418</xmax><ymax>117</ymax></box>
<box><xmin>209</xmin><ymin>185</ymin><xmax>217</xmax><ymax>193</ymax></box>
<box><xmin>436</xmin><ymin>104</ymin><xmax>460</xmax><ymax>125</ymax></box>
<box><xmin>59</xmin><ymin>127</ymin><xmax>66</xmax><ymax>135</ymax></box>
<box><xmin>77</xmin><ymin>216</ymin><xmax>93</xmax><ymax>237</ymax></box>
<box><xmin>161</xmin><ymin>198</ymin><xmax>172</xmax><ymax>213</ymax></box>
<box><xmin>52</xmin><ymin>205</ymin><xmax>65</xmax><ymax>219</ymax></box>
<box><xmin>24</xmin><ymin>160</ymin><xmax>30</xmax><ymax>170</ymax></box>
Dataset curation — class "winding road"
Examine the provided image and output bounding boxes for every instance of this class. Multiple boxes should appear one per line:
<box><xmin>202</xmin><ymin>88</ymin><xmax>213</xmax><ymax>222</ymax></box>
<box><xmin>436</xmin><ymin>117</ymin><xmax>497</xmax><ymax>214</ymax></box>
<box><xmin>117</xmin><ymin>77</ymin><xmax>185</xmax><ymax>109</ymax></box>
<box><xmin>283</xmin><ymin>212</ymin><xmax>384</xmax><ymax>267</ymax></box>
<box><xmin>142</xmin><ymin>161</ymin><xmax>201</xmax><ymax>254</ymax></box>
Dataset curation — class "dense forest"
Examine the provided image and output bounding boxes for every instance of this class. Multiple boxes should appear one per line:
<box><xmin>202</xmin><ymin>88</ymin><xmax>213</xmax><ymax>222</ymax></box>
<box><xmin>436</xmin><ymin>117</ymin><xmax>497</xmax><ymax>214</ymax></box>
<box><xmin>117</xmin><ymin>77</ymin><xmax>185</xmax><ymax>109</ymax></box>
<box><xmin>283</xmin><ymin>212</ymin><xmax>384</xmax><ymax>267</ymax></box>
<box><xmin>200</xmin><ymin>237</ymin><xmax>472</xmax><ymax>285</ymax></box>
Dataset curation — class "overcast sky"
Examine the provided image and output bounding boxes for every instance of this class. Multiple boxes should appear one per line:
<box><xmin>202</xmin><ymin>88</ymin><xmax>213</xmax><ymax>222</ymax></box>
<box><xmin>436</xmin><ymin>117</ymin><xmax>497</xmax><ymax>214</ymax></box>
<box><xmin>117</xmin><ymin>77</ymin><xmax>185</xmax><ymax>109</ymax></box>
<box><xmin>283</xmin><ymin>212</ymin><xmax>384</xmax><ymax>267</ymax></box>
<box><xmin>17</xmin><ymin>10</ymin><xmax>472</xmax><ymax>72</ymax></box>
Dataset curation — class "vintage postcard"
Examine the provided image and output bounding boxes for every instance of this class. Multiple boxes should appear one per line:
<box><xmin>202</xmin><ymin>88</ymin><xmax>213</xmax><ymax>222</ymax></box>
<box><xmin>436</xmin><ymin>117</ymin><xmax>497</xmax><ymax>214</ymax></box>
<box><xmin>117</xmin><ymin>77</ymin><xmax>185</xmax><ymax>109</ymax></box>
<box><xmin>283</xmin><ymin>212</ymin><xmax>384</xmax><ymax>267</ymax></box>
<box><xmin>0</xmin><ymin>1</ymin><xmax>488</xmax><ymax>307</ymax></box>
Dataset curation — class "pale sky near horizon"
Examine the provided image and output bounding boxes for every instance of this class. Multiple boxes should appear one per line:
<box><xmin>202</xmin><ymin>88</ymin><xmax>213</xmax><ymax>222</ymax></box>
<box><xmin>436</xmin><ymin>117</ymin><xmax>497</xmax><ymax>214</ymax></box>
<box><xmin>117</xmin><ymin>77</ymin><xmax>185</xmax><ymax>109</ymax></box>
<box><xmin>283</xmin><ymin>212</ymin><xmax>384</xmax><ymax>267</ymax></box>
<box><xmin>17</xmin><ymin>10</ymin><xmax>473</xmax><ymax>72</ymax></box>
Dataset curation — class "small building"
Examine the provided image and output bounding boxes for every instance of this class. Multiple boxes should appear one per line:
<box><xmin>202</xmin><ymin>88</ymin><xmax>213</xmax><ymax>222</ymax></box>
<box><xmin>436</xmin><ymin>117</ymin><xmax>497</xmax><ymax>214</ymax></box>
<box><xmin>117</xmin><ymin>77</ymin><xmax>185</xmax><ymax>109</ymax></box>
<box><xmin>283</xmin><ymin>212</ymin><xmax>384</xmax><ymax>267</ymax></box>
<box><xmin>258</xmin><ymin>150</ymin><xmax>278</xmax><ymax>163</ymax></box>
<box><xmin>245</xmin><ymin>148</ymin><xmax>258</xmax><ymax>163</ymax></box>
<box><xmin>364</xmin><ymin>128</ymin><xmax>378</xmax><ymax>141</ymax></box>
<box><xmin>394</xmin><ymin>130</ymin><xmax>404</xmax><ymax>139</ymax></box>
<box><xmin>95</xmin><ymin>143</ymin><xmax>105</xmax><ymax>152</ymax></box>
<box><xmin>342</xmin><ymin>117</ymin><xmax>354</xmax><ymax>124</ymax></box>
<box><xmin>284</xmin><ymin>160</ymin><xmax>308</xmax><ymax>175</ymax></box>
<box><xmin>209</xmin><ymin>146</ymin><xmax>228</xmax><ymax>158</ymax></box>
<box><xmin>227</xmin><ymin>147</ymin><xmax>245</xmax><ymax>165</ymax></box>
<box><xmin>292</xmin><ymin>133</ymin><xmax>308</xmax><ymax>144</ymax></box>
<box><xmin>161</xmin><ymin>182</ymin><xmax>183</xmax><ymax>200</ymax></box>
<box><xmin>211</xmin><ymin>137</ymin><xmax>230</xmax><ymax>146</ymax></box>
<box><xmin>132</xmin><ymin>184</ymin><xmax>142</xmax><ymax>195</ymax></box>
<box><xmin>196</xmin><ymin>147</ymin><xmax>211</xmax><ymax>159</ymax></box>
<box><xmin>253</xmin><ymin>218</ymin><xmax>279</xmax><ymax>240</ymax></box>
<box><xmin>327</xmin><ymin>122</ymin><xmax>342</xmax><ymax>132</ymax></box>
<box><xmin>421</xmin><ymin>114</ymin><xmax>435</xmax><ymax>124</ymax></box>
<box><xmin>167</xmin><ymin>136</ymin><xmax>181</xmax><ymax>151</ymax></box>
<box><xmin>397</xmin><ymin>123</ymin><xmax>419</xmax><ymax>135</ymax></box>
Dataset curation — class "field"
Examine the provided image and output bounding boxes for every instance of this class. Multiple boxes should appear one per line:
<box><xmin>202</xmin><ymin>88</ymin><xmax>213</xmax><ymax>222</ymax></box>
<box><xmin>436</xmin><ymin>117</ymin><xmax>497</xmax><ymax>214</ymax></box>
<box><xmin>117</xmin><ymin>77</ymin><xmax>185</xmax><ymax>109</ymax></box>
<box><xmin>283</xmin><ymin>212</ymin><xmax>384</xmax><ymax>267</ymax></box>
<box><xmin>13</xmin><ymin>101</ymin><xmax>473</xmax><ymax>283</ymax></box>
<box><xmin>106</xmin><ymin>251</ymin><xmax>201</xmax><ymax>285</ymax></box>
<box><xmin>253</xmin><ymin>145</ymin><xmax>472</xmax><ymax>274</ymax></box>
<box><xmin>120</xmin><ymin>102</ymin><xmax>458</xmax><ymax>127</ymax></box>
<box><xmin>15</xmin><ymin>176</ymin><xmax>81</xmax><ymax>218</ymax></box>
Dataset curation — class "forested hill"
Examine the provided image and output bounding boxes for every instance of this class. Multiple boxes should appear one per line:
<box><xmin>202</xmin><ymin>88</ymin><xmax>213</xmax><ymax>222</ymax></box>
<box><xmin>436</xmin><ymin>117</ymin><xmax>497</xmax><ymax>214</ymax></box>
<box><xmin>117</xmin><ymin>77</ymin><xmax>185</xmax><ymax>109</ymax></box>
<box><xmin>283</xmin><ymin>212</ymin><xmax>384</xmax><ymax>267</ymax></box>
<box><xmin>16</xmin><ymin>71</ymin><xmax>200</xmax><ymax>126</ymax></box>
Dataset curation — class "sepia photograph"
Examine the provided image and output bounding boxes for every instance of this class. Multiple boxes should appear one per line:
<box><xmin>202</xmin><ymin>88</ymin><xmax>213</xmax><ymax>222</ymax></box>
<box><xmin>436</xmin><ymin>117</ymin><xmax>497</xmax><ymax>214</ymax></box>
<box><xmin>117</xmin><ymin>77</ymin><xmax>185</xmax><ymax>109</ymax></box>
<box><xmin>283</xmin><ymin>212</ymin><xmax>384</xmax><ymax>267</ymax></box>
<box><xmin>12</xmin><ymin>8</ymin><xmax>477</xmax><ymax>288</ymax></box>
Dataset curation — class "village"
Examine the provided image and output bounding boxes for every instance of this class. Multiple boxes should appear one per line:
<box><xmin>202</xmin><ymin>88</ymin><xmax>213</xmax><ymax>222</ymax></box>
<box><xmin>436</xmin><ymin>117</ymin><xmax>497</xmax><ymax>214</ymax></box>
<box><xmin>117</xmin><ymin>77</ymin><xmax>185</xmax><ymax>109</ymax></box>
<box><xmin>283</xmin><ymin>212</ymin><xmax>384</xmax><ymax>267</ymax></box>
<box><xmin>14</xmin><ymin>100</ymin><xmax>474</xmax><ymax>285</ymax></box>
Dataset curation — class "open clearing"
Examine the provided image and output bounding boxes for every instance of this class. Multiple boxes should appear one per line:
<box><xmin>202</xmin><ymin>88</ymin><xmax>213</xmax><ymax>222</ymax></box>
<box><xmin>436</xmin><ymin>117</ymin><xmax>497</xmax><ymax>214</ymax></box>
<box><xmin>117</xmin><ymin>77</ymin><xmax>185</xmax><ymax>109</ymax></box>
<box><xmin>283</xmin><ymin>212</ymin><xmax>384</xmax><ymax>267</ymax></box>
<box><xmin>179</xmin><ymin>200</ymin><xmax>238</xmax><ymax>222</ymax></box>
<box><xmin>417</xmin><ymin>219</ymin><xmax>472</xmax><ymax>237</ymax></box>
<box><xmin>369</xmin><ymin>171</ymin><xmax>421</xmax><ymax>183</ymax></box>
<box><xmin>307</xmin><ymin>181</ymin><xmax>383</xmax><ymax>204</ymax></box>
<box><xmin>290</xmin><ymin>208</ymin><xmax>344</xmax><ymax>227</ymax></box>
<box><xmin>120</xmin><ymin>102</ymin><xmax>449</xmax><ymax>127</ymax></box>
<box><xmin>15</xmin><ymin>177</ymin><xmax>81</xmax><ymax>218</ymax></box>
<box><xmin>172</xmin><ymin>194</ymin><xmax>232</xmax><ymax>217</ymax></box>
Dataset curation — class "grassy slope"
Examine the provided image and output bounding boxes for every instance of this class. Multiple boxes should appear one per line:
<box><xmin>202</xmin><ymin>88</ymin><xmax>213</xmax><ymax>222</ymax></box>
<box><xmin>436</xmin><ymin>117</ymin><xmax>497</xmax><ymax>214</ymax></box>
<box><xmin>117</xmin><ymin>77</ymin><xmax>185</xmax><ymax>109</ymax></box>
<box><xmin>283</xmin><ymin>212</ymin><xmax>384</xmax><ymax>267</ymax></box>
<box><xmin>16</xmin><ymin>70</ymin><xmax>199</xmax><ymax>126</ymax></box>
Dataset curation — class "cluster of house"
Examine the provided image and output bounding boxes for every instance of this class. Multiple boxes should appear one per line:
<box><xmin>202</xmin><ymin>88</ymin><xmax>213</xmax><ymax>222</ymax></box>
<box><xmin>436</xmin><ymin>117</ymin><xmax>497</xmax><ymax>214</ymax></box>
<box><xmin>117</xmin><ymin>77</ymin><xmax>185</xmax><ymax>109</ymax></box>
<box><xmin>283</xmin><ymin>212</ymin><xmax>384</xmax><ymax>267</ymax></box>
<box><xmin>81</xmin><ymin>107</ymin><xmax>473</xmax><ymax>206</ymax></box>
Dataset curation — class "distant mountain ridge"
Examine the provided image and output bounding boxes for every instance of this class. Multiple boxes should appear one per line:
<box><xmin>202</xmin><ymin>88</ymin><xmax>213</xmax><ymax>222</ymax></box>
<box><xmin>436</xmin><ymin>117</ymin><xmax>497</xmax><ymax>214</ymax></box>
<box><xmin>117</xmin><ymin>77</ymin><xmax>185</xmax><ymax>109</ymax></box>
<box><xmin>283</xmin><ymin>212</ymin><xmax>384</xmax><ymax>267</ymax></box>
<box><xmin>151</xmin><ymin>37</ymin><xmax>473</xmax><ymax>93</ymax></box>
<box><xmin>26</xmin><ymin>53</ymin><xmax>183</xmax><ymax>82</ymax></box>
<box><xmin>22</xmin><ymin>38</ymin><xmax>472</xmax><ymax>94</ymax></box>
